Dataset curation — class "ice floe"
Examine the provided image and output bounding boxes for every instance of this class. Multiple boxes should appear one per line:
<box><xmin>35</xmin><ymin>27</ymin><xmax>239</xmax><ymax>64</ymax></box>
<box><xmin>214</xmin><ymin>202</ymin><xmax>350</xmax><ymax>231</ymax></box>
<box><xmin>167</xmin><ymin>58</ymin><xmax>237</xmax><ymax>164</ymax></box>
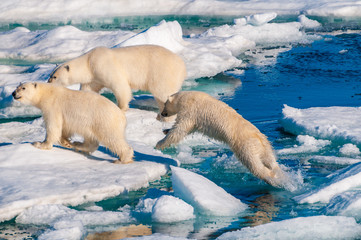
<box><xmin>0</xmin><ymin>143</ymin><xmax>174</xmax><ymax>222</ymax></box>
<box><xmin>294</xmin><ymin>162</ymin><xmax>361</xmax><ymax>204</ymax></box>
<box><xmin>280</xmin><ymin>104</ymin><xmax>361</xmax><ymax>145</ymax></box>
<box><xmin>171</xmin><ymin>166</ymin><xmax>248</xmax><ymax>216</ymax></box>
<box><xmin>277</xmin><ymin>135</ymin><xmax>331</xmax><ymax>155</ymax></box>
<box><xmin>0</xmin><ymin>14</ymin><xmax>319</xmax><ymax>107</ymax></box>
<box><xmin>16</xmin><ymin>204</ymin><xmax>134</xmax><ymax>240</ymax></box>
<box><xmin>216</xmin><ymin>215</ymin><xmax>361</xmax><ymax>240</ymax></box>
<box><xmin>1</xmin><ymin>0</ymin><xmax>361</xmax><ymax>24</ymax></box>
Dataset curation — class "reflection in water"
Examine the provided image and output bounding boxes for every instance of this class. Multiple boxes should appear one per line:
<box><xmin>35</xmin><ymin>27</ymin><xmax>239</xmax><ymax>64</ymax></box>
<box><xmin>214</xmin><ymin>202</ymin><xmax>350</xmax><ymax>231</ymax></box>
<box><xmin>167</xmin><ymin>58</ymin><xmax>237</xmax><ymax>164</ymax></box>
<box><xmin>244</xmin><ymin>192</ymin><xmax>279</xmax><ymax>227</ymax></box>
<box><xmin>86</xmin><ymin>224</ymin><xmax>151</xmax><ymax>240</ymax></box>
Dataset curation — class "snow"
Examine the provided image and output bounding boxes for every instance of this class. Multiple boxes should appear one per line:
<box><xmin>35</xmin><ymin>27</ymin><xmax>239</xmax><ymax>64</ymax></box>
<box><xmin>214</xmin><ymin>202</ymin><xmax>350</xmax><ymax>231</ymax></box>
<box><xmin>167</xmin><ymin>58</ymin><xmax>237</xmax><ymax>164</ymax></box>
<box><xmin>1</xmin><ymin>0</ymin><xmax>361</xmax><ymax>23</ymax></box>
<box><xmin>309</xmin><ymin>156</ymin><xmax>361</xmax><ymax>166</ymax></box>
<box><xmin>339</xmin><ymin>143</ymin><xmax>361</xmax><ymax>156</ymax></box>
<box><xmin>297</xmin><ymin>15</ymin><xmax>321</xmax><ymax>29</ymax></box>
<box><xmin>125</xmin><ymin>233</ymin><xmax>191</xmax><ymax>240</ymax></box>
<box><xmin>0</xmin><ymin>143</ymin><xmax>174</xmax><ymax>222</ymax></box>
<box><xmin>0</xmin><ymin>13</ymin><xmax>317</xmax><ymax>102</ymax></box>
<box><xmin>277</xmin><ymin>135</ymin><xmax>331</xmax><ymax>155</ymax></box>
<box><xmin>152</xmin><ymin>195</ymin><xmax>195</xmax><ymax>223</ymax></box>
<box><xmin>294</xmin><ymin>162</ymin><xmax>361</xmax><ymax>204</ymax></box>
<box><xmin>171</xmin><ymin>166</ymin><xmax>248</xmax><ymax>216</ymax></box>
<box><xmin>133</xmin><ymin>192</ymin><xmax>196</xmax><ymax>223</ymax></box>
<box><xmin>280</xmin><ymin>105</ymin><xmax>361</xmax><ymax>145</ymax></box>
<box><xmin>16</xmin><ymin>204</ymin><xmax>133</xmax><ymax>240</ymax></box>
<box><xmin>216</xmin><ymin>215</ymin><xmax>361</xmax><ymax>240</ymax></box>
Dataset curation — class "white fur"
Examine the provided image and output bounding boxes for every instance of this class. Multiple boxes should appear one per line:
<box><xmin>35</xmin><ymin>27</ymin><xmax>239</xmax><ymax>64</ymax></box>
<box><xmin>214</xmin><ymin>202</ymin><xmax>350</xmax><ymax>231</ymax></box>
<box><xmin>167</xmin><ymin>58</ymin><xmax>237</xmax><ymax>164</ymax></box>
<box><xmin>156</xmin><ymin>91</ymin><xmax>287</xmax><ymax>187</ymax></box>
<box><xmin>48</xmin><ymin>45</ymin><xmax>187</xmax><ymax>120</ymax></box>
<box><xmin>13</xmin><ymin>82</ymin><xmax>133</xmax><ymax>164</ymax></box>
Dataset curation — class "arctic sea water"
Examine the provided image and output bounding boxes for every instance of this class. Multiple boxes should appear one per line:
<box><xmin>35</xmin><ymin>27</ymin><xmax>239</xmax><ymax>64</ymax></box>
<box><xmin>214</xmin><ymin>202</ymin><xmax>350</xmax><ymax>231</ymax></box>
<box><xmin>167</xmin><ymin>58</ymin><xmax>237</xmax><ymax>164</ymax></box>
<box><xmin>1</xmin><ymin>1</ymin><xmax>361</xmax><ymax>239</ymax></box>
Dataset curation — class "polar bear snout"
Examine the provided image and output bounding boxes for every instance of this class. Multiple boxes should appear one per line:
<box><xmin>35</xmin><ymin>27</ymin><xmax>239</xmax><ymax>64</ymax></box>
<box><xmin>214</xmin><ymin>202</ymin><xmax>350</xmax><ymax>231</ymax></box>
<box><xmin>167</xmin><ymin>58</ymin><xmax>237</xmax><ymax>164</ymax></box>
<box><xmin>161</xmin><ymin>111</ymin><xmax>168</xmax><ymax>117</ymax></box>
<box><xmin>12</xmin><ymin>89</ymin><xmax>22</xmax><ymax>100</ymax></box>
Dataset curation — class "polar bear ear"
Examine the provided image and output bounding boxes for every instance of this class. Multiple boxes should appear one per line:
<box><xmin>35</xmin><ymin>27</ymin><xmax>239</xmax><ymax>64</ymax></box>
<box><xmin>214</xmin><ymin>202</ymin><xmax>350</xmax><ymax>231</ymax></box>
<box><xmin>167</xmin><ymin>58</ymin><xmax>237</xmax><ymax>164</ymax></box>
<box><xmin>64</xmin><ymin>65</ymin><xmax>70</xmax><ymax>72</ymax></box>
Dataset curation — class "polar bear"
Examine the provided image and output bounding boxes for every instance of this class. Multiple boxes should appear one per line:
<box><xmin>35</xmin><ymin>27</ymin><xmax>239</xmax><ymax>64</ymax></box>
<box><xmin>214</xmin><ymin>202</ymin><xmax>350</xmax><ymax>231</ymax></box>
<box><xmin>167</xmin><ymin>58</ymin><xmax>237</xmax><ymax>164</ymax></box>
<box><xmin>48</xmin><ymin>45</ymin><xmax>187</xmax><ymax>121</ymax></box>
<box><xmin>156</xmin><ymin>91</ymin><xmax>288</xmax><ymax>188</ymax></box>
<box><xmin>12</xmin><ymin>82</ymin><xmax>134</xmax><ymax>164</ymax></box>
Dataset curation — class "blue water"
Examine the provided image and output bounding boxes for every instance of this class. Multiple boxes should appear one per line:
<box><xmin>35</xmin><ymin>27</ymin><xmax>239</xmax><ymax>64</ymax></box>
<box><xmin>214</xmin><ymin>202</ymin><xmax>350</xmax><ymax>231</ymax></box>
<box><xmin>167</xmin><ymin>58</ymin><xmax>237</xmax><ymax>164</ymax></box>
<box><xmin>1</xmin><ymin>16</ymin><xmax>361</xmax><ymax>239</ymax></box>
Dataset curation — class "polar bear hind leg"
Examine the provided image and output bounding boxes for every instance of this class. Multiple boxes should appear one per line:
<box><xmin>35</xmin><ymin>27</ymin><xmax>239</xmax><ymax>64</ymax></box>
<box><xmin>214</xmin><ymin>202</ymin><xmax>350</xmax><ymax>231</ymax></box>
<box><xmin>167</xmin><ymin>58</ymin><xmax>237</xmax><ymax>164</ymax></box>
<box><xmin>110</xmin><ymin>140</ymin><xmax>134</xmax><ymax>164</ymax></box>
<box><xmin>111</xmin><ymin>82</ymin><xmax>132</xmax><ymax>111</ymax></box>
<box><xmin>72</xmin><ymin>138</ymin><xmax>99</xmax><ymax>154</ymax></box>
<box><xmin>81</xmin><ymin>82</ymin><xmax>104</xmax><ymax>92</ymax></box>
<box><xmin>232</xmin><ymin>138</ymin><xmax>284</xmax><ymax>188</ymax></box>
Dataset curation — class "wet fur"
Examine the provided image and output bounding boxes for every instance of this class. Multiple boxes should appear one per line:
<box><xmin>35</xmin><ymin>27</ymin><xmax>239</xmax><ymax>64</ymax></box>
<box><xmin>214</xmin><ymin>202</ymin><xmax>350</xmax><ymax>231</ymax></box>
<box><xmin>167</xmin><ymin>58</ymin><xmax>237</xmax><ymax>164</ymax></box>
<box><xmin>156</xmin><ymin>91</ymin><xmax>287</xmax><ymax>187</ymax></box>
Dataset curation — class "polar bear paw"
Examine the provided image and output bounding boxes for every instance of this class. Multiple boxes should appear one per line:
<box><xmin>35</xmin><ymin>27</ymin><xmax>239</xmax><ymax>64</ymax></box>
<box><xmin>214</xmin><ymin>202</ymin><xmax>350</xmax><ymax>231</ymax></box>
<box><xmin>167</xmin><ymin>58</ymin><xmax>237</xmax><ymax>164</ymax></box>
<box><xmin>32</xmin><ymin>141</ymin><xmax>53</xmax><ymax>150</ymax></box>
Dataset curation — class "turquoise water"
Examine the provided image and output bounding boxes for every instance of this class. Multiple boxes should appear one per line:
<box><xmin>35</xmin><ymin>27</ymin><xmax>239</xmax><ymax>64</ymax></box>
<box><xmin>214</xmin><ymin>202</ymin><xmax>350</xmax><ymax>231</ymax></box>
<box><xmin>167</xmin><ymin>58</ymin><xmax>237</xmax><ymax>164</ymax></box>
<box><xmin>1</xmin><ymin>16</ymin><xmax>361</xmax><ymax>239</ymax></box>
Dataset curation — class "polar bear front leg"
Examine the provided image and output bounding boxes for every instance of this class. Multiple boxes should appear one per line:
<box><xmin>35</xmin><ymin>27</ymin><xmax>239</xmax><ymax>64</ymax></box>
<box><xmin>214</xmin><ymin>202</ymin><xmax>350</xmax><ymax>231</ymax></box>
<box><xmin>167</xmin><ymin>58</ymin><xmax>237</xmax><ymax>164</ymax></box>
<box><xmin>33</xmin><ymin>114</ymin><xmax>62</xmax><ymax>150</ymax></box>
<box><xmin>156</xmin><ymin>119</ymin><xmax>194</xmax><ymax>150</ymax></box>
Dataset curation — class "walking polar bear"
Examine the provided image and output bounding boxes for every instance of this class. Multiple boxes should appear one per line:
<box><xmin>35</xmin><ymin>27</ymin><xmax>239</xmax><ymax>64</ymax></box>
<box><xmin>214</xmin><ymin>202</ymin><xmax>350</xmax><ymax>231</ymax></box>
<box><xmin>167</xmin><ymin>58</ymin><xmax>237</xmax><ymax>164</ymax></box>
<box><xmin>48</xmin><ymin>45</ymin><xmax>187</xmax><ymax>121</ymax></box>
<box><xmin>156</xmin><ymin>91</ymin><xmax>288</xmax><ymax>188</ymax></box>
<box><xmin>12</xmin><ymin>82</ymin><xmax>134</xmax><ymax>164</ymax></box>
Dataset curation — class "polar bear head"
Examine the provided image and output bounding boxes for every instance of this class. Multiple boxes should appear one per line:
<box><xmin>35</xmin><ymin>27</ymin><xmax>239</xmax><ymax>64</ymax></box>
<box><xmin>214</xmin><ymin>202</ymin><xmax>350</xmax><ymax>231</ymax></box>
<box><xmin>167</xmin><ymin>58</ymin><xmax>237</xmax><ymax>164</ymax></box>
<box><xmin>12</xmin><ymin>82</ymin><xmax>39</xmax><ymax>105</ymax></box>
<box><xmin>48</xmin><ymin>64</ymin><xmax>71</xmax><ymax>85</ymax></box>
<box><xmin>160</xmin><ymin>92</ymin><xmax>191</xmax><ymax>118</ymax></box>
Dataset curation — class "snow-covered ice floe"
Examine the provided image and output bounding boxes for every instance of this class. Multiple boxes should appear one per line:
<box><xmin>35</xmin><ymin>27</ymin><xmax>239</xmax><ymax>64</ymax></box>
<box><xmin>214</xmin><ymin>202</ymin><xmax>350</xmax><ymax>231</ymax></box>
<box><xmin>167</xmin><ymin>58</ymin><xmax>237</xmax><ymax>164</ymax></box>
<box><xmin>280</xmin><ymin>104</ymin><xmax>361</xmax><ymax>145</ymax></box>
<box><xmin>0</xmin><ymin>143</ymin><xmax>176</xmax><ymax>222</ymax></box>
<box><xmin>171</xmin><ymin>166</ymin><xmax>248</xmax><ymax>216</ymax></box>
<box><xmin>0</xmin><ymin>13</ymin><xmax>320</xmax><ymax>110</ymax></box>
<box><xmin>16</xmin><ymin>204</ymin><xmax>134</xmax><ymax>240</ymax></box>
<box><xmin>134</xmin><ymin>166</ymin><xmax>247</xmax><ymax>222</ymax></box>
<box><xmin>216</xmin><ymin>215</ymin><xmax>361</xmax><ymax>240</ymax></box>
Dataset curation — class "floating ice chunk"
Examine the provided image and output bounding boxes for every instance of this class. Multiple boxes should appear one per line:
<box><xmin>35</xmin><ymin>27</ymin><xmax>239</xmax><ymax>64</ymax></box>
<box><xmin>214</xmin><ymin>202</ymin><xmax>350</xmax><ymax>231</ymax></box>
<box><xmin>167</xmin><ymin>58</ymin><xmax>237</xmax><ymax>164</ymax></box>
<box><xmin>339</xmin><ymin>143</ymin><xmax>360</xmax><ymax>156</ymax></box>
<box><xmin>171</xmin><ymin>166</ymin><xmax>247</xmax><ymax>216</ymax></box>
<box><xmin>16</xmin><ymin>204</ymin><xmax>133</xmax><ymax>226</ymax></box>
<box><xmin>277</xmin><ymin>135</ymin><xmax>331</xmax><ymax>155</ymax></box>
<box><xmin>294</xmin><ymin>162</ymin><xmax>361</xmax><ymax>203</ymax></box>
<box><xmin>280</xmin><ymin>105</ymin><xmax>361</xmax><ymax>145</ymax></box>
<box><xmin>245</xmin><ymin>12</ymin><xmax>278</xmax><ymax>26</ymax></box>
<box><xmin>152</xmin><ymin>195</ymin><xmax>195</xmax><ymax>223</ymax></box>
<box><xmin>325</xmin><ymin>191</ymin><xmax>361</xmax><ymax>221</ymax></box>
<box><xmin>298</xmin><ymin>15</ymin><xmax>321</xmax><ymax>29</ymax></box>
<box><xmin>216</xmin><ymin>215</ymin><xmax>361</xmax><ymax>240</ymax></box>
<box><xmin>339</xmin><ymin>49</ymin><xmax>348</xmax><ymax>54</ymax></box>
<box><xmin>310</xmin><ymin>155</ymin><xmax>361</xmax><ymax>165</ymax></box>
<box><xmin>16</xmin><ymin>204</ymin><xmax>133</xmax><ymax>240</ymax></box>
<box><xmin>126</xmin><ymin>233</ymin><xmax>191</xmax><ymax>240</ymax></box>
<box><xmin>234</xmin><ymin>12</ymin><xmax>277</xmax><ymax>26</ymax></box>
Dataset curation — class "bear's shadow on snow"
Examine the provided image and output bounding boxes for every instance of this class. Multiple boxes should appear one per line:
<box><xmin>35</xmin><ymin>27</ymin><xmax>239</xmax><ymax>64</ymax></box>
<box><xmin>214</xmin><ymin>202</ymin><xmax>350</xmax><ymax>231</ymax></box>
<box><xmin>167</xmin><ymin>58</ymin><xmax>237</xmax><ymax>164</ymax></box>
<box><xmin>63</xmin><ymin>145</ymin><xmax>179</xmax><ymax>167</ymax></box>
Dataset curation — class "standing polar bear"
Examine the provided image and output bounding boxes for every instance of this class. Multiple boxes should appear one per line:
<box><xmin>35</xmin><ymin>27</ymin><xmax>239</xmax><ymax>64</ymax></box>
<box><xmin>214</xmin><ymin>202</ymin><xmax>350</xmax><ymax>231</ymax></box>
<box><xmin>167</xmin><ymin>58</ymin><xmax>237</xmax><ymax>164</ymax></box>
<box><xmin>48</xmin><ymin>45</ymin><xmax>187</xmax><ymax>120</ymax></box>
<box><xmin>156</xmin><ymin>91</ymin><xmax>288</xmax><ymax>188</ymax></box>
<box><xmin>12</xmin><ymin>82</ymin><xmax>134</xmax><ymax>164</ymax></box>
